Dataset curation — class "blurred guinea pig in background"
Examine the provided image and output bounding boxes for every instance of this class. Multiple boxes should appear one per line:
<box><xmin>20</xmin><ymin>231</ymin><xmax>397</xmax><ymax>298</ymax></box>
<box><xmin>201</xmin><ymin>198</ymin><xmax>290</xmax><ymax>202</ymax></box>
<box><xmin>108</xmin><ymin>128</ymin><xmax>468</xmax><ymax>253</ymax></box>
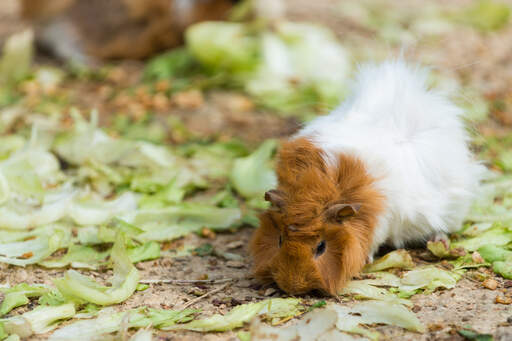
<box><xmin>20</xmin><ymin>0</ymin><xmax>238</xmax><ymax>64</ymax></box>
<box><xmin>250</xmin><ymin>60</ymin><xmax>484</xmax><ymax>295</ymax></box>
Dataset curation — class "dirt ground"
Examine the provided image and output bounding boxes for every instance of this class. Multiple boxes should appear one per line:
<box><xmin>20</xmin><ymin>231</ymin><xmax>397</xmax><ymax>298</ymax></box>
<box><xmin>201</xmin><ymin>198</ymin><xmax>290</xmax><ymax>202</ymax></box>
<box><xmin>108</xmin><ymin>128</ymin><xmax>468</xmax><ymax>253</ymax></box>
<box><xmin>1</xmin><ymin>0</ymin><xmax>512</xmax><ymax>340</ymax></box>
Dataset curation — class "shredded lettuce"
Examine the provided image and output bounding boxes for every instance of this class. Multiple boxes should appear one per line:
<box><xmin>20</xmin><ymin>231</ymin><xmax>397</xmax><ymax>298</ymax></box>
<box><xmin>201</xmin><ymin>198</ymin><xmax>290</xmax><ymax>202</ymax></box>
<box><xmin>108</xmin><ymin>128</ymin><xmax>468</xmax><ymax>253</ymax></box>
<box><xmin>54</xmin><ymin>233</ymin><xmax>139</xmax><ymax>305</ymax></box>
<box><xmin>340</xmin><ymin>281</ymin><xmax>411</xmax><ymax>306</ymax></box>
<box><xmin>1</xmin><ymin>303</ymin><xmax>75</xmax><ymax>338</ymax></box>
<box><xmin>0</xmin><ymin>29</ymin><xmax>33</xmax><ymax>85</ymax></box>
<box><xmin>130</xmin><ymin>329</ymin><xmax>153</xmax><ymax>341</ymax></box>
<box><xmin>250</xmin><ymin>307</ymin><xmax>358</xmax><ymax>341</ymax></box>
<box><xmin>184</xmin><ymin>21</ymin><xmax>351</xmax><ymax>116</ymax></box>
<box><xmin>427</xmin><ymin>240</ymin><xmax>466</xmax><ymax>259</ymax></box>
<box><xmin>165</xmin><ymin>298</ymin><xmax>302</xmax><ymax>332</ymax></box>
<box><xmin>48</xmin><ymin>308</ymin><xmax>196</xmax><ymax>341</ymax></box>
<box><xmin>0</xmin><ymin>226</ymin><xmax>70</xmax><ymax>266</ymax></box>
<box><xmin>477</xmin><ymin>244</ymin><xmax>512</xmax><ymax>262</ymax></box>
<box><xmin>68</xmin><ymin>192</ymin><xmax>138</xmax><ymax>226</ymax></box>
<box><xmin>400</xmin><ymin>266</ymin><xmax>461</xmax><ymax>292</ymax></box>
<box><xmin>353</xmin><ymin>272</ymin><xmax>402</xmax><ymax>288</ymax></box>
<box><xmin>122</xmin><ymin>204</ymin><xmax>241</xmax><ymax>242</ymax></box>
<box><xmin>230</xmin><ymin>139</ymin><xmax>277</xmax><ymax>200</ymax></box>
<box><xmin>455</xmin><ymin>0</ymin><xmax>510</xmax><ymax>32</ymax></box>
<box><xmin>0</xmin><ymin>284</ymin><xmax>49</xmax><ymax>315</ymax></box>
<box><xmin>165</xmin><ymin>302</ymin><xmax>266</xmax><ymax>332</ymax></box>
<box><xmin>492</xmin><ymin>260</ymin><xmax>512</xmax><ymax>279</ymax></box>
<box><xmin>476</xmin><ymin>244</ymin><xmax>512</xmax><ymax>279</ymax></box>
<box><xmin>127</xmin><ymin>242</ymin><xmax>161</xmax><ymax>263</ymax></box>
<box><xmin>452</xmin><ymin>226</ymin><xmax>512</xmax><ymax>251</ymax></box>
<box><xmin>186</xmin><ymin>22</ymin><xmax>259</xmax><ymax>73</ymax></box>
<box><xmin>364</xmin><ymin>249</ymin><xmax>415</xmax><ymax>272</ymax></box>
<box><xmin>40</xmin><ymin>244</ymin><xmax>109</xmax><ymax>269</ymax></box>
<box><xmin>331</xmin><ymin>300</ymin><xmax>425</xmax><ymax>335</ymax></box>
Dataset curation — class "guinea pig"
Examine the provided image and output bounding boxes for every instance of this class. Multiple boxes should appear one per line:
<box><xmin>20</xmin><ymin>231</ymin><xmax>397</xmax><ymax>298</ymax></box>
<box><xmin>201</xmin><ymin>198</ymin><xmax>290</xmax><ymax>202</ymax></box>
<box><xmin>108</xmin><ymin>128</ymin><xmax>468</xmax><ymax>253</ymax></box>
<box><xmin>249</xmin><ymin>60</ymin><xmax>484</xmax><ymax>295</ymax></box>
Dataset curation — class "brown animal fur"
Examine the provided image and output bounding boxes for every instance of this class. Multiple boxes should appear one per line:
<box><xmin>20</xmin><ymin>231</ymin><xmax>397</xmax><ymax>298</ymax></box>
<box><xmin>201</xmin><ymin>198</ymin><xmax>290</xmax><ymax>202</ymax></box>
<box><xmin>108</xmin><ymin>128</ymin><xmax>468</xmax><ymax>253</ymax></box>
<box><xmin>21</xmin><ymin>0</ymin><xmax>235</xmax><ymax>61</ymax></box>
<box><xmin>250</xmin><ymin>137</ymin><xmax>384</xmax><ymax>295</ymax></box>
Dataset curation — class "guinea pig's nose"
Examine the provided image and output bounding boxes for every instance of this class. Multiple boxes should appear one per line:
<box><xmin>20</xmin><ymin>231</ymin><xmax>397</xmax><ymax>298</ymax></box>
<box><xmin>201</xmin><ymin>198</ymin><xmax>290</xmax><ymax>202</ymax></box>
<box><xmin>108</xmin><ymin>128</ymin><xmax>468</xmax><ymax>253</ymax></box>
<box><xmin>273</xmin><ymin>272</ymin><xmax>313</xmax><ymax>295</ymax></box>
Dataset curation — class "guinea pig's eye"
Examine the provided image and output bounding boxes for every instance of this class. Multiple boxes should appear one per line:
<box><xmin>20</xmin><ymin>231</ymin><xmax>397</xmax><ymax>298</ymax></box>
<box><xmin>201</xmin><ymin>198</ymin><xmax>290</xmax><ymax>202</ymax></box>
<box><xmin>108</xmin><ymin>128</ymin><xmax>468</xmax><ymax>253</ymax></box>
<box><xmin>315</xmin><ymin>240</ymin><xmax>326</xmax><ymax>257</ymax></box>
<box><xmin>278</xmin><ymin>235</ymin><xmax>282</xmax><ymax>248</ymax></box>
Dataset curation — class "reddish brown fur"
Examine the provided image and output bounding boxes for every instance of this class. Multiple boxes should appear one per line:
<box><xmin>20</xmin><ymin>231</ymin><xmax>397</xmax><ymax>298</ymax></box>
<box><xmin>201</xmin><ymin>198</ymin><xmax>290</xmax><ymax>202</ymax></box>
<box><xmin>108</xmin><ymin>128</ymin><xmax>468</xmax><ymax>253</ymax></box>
<box><xmin>250</xmin><ymin>137</ymin><xmax>384</xmax><ymax>295</ymax></box>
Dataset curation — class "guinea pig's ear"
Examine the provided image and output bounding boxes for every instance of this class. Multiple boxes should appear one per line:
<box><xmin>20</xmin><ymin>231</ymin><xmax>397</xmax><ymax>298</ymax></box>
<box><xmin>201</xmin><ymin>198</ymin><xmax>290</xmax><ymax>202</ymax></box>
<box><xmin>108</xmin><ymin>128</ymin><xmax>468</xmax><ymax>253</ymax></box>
<box><xmin>264</xmin><ymin>189</ymin><xmax>285</xmax><ymax>211</ymax></box>
<box><xmin>325</xmin><ymin>203</ymin><xmax>361</xmax><ymax>223</ymax></box>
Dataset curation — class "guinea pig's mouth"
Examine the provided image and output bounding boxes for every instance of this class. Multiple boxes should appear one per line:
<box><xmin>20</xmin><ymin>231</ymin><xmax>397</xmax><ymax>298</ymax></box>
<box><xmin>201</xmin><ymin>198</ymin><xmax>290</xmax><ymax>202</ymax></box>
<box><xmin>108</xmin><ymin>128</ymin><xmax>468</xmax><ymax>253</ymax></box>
<box><xmin>271</xmin><ymin>272</ymin><xmax>331</xmax><ymax>296</ymax></box>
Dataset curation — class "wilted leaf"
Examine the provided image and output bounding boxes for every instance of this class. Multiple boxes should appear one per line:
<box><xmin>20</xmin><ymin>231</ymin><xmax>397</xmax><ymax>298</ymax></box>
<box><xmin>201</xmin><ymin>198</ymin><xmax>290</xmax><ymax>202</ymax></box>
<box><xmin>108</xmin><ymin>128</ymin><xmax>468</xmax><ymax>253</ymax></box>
<box><xmin>54</xmin><ymin>233</ymin><xmax>139</xmax><ymax>305</ymax></box>
<box><xmin>0</xmin><ymin>30</ymin><xmax>34</xmax><ymax>85</ymax></box>
<box><xmin>400</xmin><ymin>266</ymin><xmax>461</xmax><ymax>292</ymax></box>
<box><xmin>0</xmin><ymin>284</ymin><xmax>49</xmax><ymax>315</ymax></box>
<box><xmin>331</xmin><ymin>300</ymin><xmax>425</xmax><ymax>337</ymax></box>
<box><xmin>1</xmin><ymin>303</ymin><xmax>75</xmax><ymax>337</ymax></box>
<box><xmin>363</xmin><ymin>249</ymin><xmax>415</xmax><ymax>272</ymax></box>
<box><xmin>230</xmin><ymin>139</ymin><xmax>277</xmax><ymax>200</ymax></box>
<box><xmin>164</xmin><ymin>298</ymin><xmax>302</xmax><ymax>332</ymax></box>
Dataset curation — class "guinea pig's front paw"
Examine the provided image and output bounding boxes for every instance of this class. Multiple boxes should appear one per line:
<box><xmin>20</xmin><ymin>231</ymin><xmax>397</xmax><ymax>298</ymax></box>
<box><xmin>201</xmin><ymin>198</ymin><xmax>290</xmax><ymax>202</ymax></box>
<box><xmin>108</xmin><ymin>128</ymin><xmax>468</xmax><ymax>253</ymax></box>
<box><xmin>430</xmin><ymin>232</ymin><xmax>449</xmax><ymax>244</ymax></box>
<box><xmin>366</xmin><ymin>254</ymin><xmax>374</xmax><ymax>265</ymax></box>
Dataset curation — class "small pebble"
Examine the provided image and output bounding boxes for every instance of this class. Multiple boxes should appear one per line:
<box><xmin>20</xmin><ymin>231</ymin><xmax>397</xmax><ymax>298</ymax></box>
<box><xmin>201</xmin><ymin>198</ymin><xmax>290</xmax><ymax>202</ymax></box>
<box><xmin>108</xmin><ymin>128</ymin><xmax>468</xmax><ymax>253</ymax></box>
<box><xmin>495</xmin><ymin>296</ymin><xmax>512</xmax><ymax>305</ymax></box>
<box><xmin>483</xmin><ymin>278</ymin><xmax>498</xmax><ymax>290</ymax></box>
<box><xmin>428</xmin><ymin>323</ymin><xmax>444</xmax><ymax>331</ymax></box>
<box><xmin>264</xmin><ymin>288</ymin><xmax>277</xmax><ymax>296</ymax></box>
<box><xmin>226</xmin><ymin>261</ymin><xmax>245</xmax><ymax>268</ymax></box>
<box><xmin>201</xmin><ymin>228</ymin><xmax>216</xmax><ymax>239</ymax></box>
<box><xmin>225</xmin><ymin>241</ymin><xmax>244</xmax><ymax>250</ymax></box>
<box><xmin>189</xmin><ymin>288</ymin><xmax>206</xmax><ymax>296</ymax></box>
<box><xmin>171</xmin><ymin>89</ymin><xmax>204</xmax><ymax>109</ymax></box>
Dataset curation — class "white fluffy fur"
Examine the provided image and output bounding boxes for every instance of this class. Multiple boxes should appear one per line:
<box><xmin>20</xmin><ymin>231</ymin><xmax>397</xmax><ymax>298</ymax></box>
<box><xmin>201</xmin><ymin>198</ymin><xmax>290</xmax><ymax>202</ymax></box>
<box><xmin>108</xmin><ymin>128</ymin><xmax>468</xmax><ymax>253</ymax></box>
<box><xmin>297</xmin><ymin>60</ymin><xmax>484</xmax><ymax>255</ymax></box>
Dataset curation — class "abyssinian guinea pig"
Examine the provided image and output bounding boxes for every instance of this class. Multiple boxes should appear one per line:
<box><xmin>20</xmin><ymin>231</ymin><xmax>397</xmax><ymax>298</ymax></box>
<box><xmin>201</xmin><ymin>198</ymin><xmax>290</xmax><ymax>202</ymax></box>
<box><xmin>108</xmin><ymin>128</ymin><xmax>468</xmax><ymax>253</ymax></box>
<box><xmin>249</xmin><ymin>60</ymin><xmax>483</xmax><ymax>295</ymax></box>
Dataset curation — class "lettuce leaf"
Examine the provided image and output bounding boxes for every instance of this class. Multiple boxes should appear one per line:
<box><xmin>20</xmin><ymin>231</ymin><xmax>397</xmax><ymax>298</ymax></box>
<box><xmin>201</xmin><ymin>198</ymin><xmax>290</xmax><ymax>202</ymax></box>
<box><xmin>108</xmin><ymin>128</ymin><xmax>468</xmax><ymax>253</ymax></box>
<box><xmin>0</xmin><ymin>226</ymin><xmax>70</xmax><ymax>266</ymax></box>
<box><xmin>185</xmin><ymin>22</ymin><xmax>259</xmax><ymax>73</ymax></box>
<box><xmin>250</xmin><ymin>308</ymin><xmax>357</xmax><ymax>341</ymax></box>
<box><xmin>452</xmin><ymin>226</ymin><xmax>512</xmax><ymax>251</ymax></box>
<box><xmin>53</xmin><ymin>233</ymin><xmax>139</xmax><ymax>305</ymax></box>
<box><xmin>230</xmin><ymin>139</ymin><xmax>277</xmax><ymax>200</ymax></box>
<box><xmin>1</xmin><ymin>303</ymin><xmax>75</xmax><ymax>338</ymax></box>
<box><xmin>165</xmin><ymin>298</ymin><xmax>302</xmax><ymax>332</ymax></box>
<box><xmin>399</xmin><ymin>266</ymin><xmax>461</xmax><ymax>292</ymax></box>
<box><xmin>0</xmin><ymin>284</ymin><xmax>49</xmax><ymax>315</ymax></box>
<box><xmin>364</xmin><ymin>249</ymin><xmax>415</xmax><ymax>272</ymax></box>
<box><xmin>331</xmin><ymin>300</ymin><xmax>425</xmax><ymax>335</ymax></box>
<box><xmin>48</xmin><ymin>308</ymin><xmax>196</xmax><ymax>341</ymax></box>
<box><xmin>0</xmin><ymin>29</ymin><xmax>33</xmax><ymax>85</ymax></box>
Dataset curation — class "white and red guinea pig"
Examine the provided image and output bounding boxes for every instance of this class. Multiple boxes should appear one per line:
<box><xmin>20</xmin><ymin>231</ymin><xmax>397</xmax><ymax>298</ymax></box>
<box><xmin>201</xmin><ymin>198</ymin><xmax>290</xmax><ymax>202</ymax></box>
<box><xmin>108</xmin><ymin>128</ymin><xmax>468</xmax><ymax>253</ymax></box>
<box><xmin>250</xmin><ymin>60</ymin><xmax>484</xmax><ymax>295</ymax></box>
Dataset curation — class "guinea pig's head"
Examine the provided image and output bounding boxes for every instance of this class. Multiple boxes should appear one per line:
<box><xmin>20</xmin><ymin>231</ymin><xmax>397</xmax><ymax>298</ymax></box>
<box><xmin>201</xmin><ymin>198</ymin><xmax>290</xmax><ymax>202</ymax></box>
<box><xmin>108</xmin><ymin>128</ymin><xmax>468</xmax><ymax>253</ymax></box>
<box><xmin>249</xmin><ymin>137</ymin><xmax>384</xmax><ymax>295</ymax></box>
